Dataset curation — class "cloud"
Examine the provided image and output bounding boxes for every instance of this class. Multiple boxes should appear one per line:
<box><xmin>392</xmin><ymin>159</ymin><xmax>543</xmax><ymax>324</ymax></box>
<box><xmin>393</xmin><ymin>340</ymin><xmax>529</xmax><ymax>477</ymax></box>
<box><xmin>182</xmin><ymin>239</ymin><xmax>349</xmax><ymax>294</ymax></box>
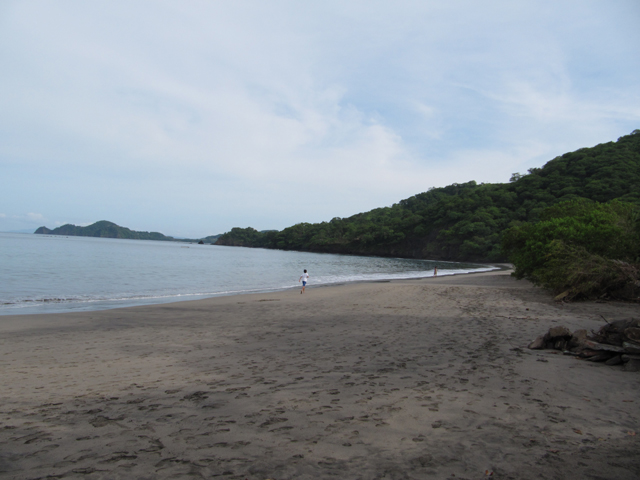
<box><xmin>0</xmin><ymin>1</ymin><xmax>639</xmax><ymax>236</ymax></box>
<box><xmin>26</xmin><ymin>213</ymin><xmax>45</xmax><ymax>222</ymax></box>
<box><xmin>0</xmin><ymin>212</ymin><xmax>48</xmax><ymax>233</ymax></box>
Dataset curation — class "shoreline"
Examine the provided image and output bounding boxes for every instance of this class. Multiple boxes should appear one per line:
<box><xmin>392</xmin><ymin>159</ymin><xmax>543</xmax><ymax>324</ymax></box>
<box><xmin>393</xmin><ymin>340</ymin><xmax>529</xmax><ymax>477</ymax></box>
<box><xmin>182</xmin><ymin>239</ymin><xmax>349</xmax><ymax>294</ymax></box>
<box><xmin>0</xmin><ymin>263</ymin><xmax>505</xmax><ymax>318</ymax></box>
<box><xmin>1</xmin><ymin>270</ymin><xmax>639</xmax><ymax>479</ymax></box>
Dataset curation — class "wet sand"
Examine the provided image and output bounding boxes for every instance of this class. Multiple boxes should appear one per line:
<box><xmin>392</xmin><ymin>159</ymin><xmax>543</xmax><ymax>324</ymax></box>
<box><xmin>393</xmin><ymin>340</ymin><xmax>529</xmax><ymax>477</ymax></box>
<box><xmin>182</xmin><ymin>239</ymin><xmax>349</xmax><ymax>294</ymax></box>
<box><xmin>1</xmin><ymin>270</ymin><xmax>639</xmax><ymax>479</ymax></box>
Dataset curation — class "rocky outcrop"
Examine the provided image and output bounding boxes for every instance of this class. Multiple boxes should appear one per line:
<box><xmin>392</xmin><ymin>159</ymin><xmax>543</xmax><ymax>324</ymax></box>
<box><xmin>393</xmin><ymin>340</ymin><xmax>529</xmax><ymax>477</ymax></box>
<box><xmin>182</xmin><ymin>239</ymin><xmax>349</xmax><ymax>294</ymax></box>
<box><xmin>529</xmin><ymin>318</ymin><xmax>640</xmax><ymax>371</ymax></box>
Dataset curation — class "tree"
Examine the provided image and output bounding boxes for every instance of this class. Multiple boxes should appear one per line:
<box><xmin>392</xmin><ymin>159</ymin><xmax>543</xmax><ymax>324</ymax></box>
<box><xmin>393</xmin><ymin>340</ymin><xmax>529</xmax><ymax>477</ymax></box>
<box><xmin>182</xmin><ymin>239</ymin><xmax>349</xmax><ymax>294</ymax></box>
<box><xmin>502</xmin><ymin>199</ymin><xmax>640</xmax><ymax>299</ymax></box>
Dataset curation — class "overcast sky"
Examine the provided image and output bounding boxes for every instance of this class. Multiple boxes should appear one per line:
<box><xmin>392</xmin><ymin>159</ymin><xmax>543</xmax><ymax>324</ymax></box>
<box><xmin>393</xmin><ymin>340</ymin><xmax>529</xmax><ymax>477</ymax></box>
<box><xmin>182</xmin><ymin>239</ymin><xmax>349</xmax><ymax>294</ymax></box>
<box><xmin>1</xmin><ymin>1</ymin><xmax>639</xmax><ymax>237</ymax></box>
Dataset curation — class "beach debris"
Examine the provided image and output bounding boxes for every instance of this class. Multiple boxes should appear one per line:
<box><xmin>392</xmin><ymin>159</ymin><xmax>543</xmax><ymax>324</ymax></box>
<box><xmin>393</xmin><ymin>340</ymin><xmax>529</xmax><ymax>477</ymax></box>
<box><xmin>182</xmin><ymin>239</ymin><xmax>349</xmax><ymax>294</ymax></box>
<box><xmin>528</xmin><ymin>318</ymin><xmax>640</xmax><ymax>370</ymax></box>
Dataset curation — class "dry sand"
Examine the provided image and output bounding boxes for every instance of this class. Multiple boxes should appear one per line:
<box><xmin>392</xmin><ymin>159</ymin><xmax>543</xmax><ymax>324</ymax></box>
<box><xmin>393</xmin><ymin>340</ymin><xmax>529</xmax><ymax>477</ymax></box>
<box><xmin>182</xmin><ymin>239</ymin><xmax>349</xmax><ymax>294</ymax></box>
<box><xmin>1</xmin><ymin>270</ymin><xmax>639</xmax><ymax>480</ymax></box>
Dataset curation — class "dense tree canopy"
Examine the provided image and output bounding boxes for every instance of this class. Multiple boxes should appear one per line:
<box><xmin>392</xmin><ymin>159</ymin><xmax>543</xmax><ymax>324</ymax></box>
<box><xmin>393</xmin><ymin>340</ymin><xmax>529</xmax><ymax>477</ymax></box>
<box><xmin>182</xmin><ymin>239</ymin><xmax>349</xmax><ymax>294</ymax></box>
<box><xmin>502</xmin><ymin>199</ymin><xmax>640</xmax><ymax>299</ymax></box>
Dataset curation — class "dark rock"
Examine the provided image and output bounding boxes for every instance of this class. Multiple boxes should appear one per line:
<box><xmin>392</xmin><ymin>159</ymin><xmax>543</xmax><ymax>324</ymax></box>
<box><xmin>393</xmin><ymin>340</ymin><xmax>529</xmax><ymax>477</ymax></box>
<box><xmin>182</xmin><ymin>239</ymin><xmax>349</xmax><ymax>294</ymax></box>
<box><xmin>547</xmin><ymin>326</ymin><xmax>571</xmax><ymax>339</ymax></box>
<box><xmin>569</xmin><ymin>329</ymin><xmax>588</xmax><ymax>349</ymax></box>
<box><xmin>622</xmin><ymin>358</ymin><xmax>640</xmax><ymax>372</ymax></box>
<box><xmin>624</xmin><ymin>327</ymin><xmax>640</xmax><ymax>344</ymax></box>
<box><xmin>603</xmin><ymin>332</ymin><xmax>624</xmax><ymax>346</ymax></box>
<box><xmin>621</xmin><ymin>354</ymin><xmax>640</xmax><ymax>362</ymax></box>
<box><xmin>583</xmin><ymin>340</ymin><xmax>625</xmax><ymax>353</ymax></box>
<box><xmin>528</xmin><ymin>335</ymin><xmax>545</xmax><ymax>350</ymax></box>
<box><xmin>605</xmin><ymin>355</ymin><xmax>623</xmax><ymax>366</ymax></box>
<box><xmin>586</xmin><ymin>352</ymin><xmax>614</xmax><ymax>362</ymax></box>
<box><xmin>532</xmin><ymin>320</ymin><xmax>640</xmax><ymax>370</ymax></box>
<box><xmin>598</xmin><ymin>318</ymin><xmax>640</xmax><ymax>335</ymax></box>
<box><xmin>577</xmin><ymin>349</ymin><xmax>601</xmax><ymax>358</ymax></box>
<box><xmin>623</xmin><ymin>342</ymin><xmax>640</xmax><ymax>354</ymax></box>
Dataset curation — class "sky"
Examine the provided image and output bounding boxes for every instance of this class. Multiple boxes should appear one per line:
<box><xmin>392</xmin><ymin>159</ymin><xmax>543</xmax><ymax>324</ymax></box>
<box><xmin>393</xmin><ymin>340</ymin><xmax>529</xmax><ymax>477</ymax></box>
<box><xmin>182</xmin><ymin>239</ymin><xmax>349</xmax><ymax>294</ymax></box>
<box><xmin>1</xmin><ymin>1</ymin><xmax>639</xmax><ymax>238</ymax></box>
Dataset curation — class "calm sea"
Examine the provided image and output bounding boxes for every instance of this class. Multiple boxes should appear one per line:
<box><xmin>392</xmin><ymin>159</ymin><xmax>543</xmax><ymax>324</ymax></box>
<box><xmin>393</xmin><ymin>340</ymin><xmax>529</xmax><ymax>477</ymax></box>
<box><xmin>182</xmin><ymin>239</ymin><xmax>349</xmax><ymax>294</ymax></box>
<box><xmin>0</xmin><ymin>233</ymin><xmax>497</xmax><ymax>316</ymax></box>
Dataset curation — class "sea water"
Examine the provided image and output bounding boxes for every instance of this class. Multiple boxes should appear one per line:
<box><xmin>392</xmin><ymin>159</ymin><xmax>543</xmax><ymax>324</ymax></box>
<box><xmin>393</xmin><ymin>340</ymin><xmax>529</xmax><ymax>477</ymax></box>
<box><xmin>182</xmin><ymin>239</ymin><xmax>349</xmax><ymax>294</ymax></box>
<box><xmin>0</xmin><ymin>233</ymin><xmax>497</xmax><ymax>315</ymax></box>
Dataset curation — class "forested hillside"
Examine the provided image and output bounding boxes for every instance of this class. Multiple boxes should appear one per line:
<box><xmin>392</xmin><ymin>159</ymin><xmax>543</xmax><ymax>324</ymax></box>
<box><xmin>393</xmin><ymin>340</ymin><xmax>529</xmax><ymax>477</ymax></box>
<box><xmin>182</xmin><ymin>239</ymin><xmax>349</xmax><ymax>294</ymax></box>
<box><xmin>216</xmin><ymin>130</ymin><xmax>640</xmax><ymax>262</ymax></box>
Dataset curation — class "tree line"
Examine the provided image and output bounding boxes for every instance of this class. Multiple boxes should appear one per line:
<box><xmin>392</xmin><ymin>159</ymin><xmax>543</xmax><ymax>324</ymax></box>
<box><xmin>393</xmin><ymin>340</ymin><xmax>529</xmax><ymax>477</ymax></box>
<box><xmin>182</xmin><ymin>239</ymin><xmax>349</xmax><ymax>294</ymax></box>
<box><xmin>216</xmin><ymin>130</ymin><xmax>640</xmax><ymax>266</ymax></box>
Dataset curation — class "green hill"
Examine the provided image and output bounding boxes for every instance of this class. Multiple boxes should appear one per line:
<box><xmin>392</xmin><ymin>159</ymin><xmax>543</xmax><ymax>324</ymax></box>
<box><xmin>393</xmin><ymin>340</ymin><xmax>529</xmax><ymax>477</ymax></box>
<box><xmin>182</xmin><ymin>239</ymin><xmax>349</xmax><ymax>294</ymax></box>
<box><xmin>34</xmin><ymin>220</ymin><xmax>176</xmax><ymax>241</ymax></box>
<box><xmin>216</xmin><ymin>130</ymin><xmax>640</xmax><ymax>262</ymax></box>
<box><xmin>200</xmin><ymin>234</ymin><xmax>222</xmax><ymax>243</ymax></box>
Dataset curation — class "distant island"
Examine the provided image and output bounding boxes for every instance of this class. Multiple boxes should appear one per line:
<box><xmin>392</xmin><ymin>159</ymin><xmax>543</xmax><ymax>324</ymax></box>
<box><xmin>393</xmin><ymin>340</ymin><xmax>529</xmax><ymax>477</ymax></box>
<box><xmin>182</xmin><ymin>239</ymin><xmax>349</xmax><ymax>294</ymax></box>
<box><xmin>34</xmin><ymin>220</ymin><xmax>221</xmax><ymax>244</ymax></box>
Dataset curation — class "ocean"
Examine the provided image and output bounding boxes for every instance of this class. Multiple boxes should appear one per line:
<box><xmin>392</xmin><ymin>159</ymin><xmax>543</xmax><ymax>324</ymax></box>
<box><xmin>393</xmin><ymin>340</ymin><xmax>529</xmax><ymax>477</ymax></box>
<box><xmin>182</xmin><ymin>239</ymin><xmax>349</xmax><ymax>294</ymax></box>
<box><xmin>0</xmin><ymin>232</ymin><xmax>498</xmax><ymax>315</ymax></box>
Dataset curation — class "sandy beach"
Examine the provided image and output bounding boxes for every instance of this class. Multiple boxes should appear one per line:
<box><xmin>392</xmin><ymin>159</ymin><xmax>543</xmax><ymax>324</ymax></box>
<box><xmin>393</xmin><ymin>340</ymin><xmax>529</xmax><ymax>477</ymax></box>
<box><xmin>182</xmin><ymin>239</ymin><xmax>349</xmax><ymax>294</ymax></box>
<box><xmin>1</xmin><ymin>270</ymin><xmax>639</xmax><ymax>480</ymax></box>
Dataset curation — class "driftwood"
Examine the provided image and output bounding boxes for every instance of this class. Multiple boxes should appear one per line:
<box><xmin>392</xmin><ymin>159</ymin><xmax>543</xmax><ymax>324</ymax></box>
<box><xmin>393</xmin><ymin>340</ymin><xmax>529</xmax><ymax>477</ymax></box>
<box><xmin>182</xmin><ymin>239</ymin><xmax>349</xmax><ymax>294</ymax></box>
<box><xmin>528</xmin><ymin>318</ymin><xmax>640</xmax><ymax>371</ymax></box>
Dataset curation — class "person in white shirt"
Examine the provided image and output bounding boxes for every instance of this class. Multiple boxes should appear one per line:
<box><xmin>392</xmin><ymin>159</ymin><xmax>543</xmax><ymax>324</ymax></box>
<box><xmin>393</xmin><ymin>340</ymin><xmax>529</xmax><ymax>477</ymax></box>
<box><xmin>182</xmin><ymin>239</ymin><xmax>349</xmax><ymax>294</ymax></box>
<box><xmin>299</xmin><ymin>269</ymin><xmax>309</xmax><ymax>294</ymax></box>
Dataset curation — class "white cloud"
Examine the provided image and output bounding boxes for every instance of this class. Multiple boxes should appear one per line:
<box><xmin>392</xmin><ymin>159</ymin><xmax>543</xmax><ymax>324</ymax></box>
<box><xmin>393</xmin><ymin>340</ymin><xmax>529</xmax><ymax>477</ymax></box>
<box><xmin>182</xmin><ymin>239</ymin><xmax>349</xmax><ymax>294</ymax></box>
<box><xmin>0</xmin><ymin>1</ymin><xmax>639</xmax><ymax>236</ymax></box>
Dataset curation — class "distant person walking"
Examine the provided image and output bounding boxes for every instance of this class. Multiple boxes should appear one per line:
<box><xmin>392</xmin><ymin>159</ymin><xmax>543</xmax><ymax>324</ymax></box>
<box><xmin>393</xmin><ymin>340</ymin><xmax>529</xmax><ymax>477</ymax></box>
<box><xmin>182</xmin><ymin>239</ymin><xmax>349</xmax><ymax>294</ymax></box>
<box><xmin>299</xmin><ymin>269</ymin><xmax>309</xmax><ymax>294</ymax></box>
<box><xmin>434</xmin><ymin>266</ymin><xmax>438</xmax><ymax>277</ymax></box>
